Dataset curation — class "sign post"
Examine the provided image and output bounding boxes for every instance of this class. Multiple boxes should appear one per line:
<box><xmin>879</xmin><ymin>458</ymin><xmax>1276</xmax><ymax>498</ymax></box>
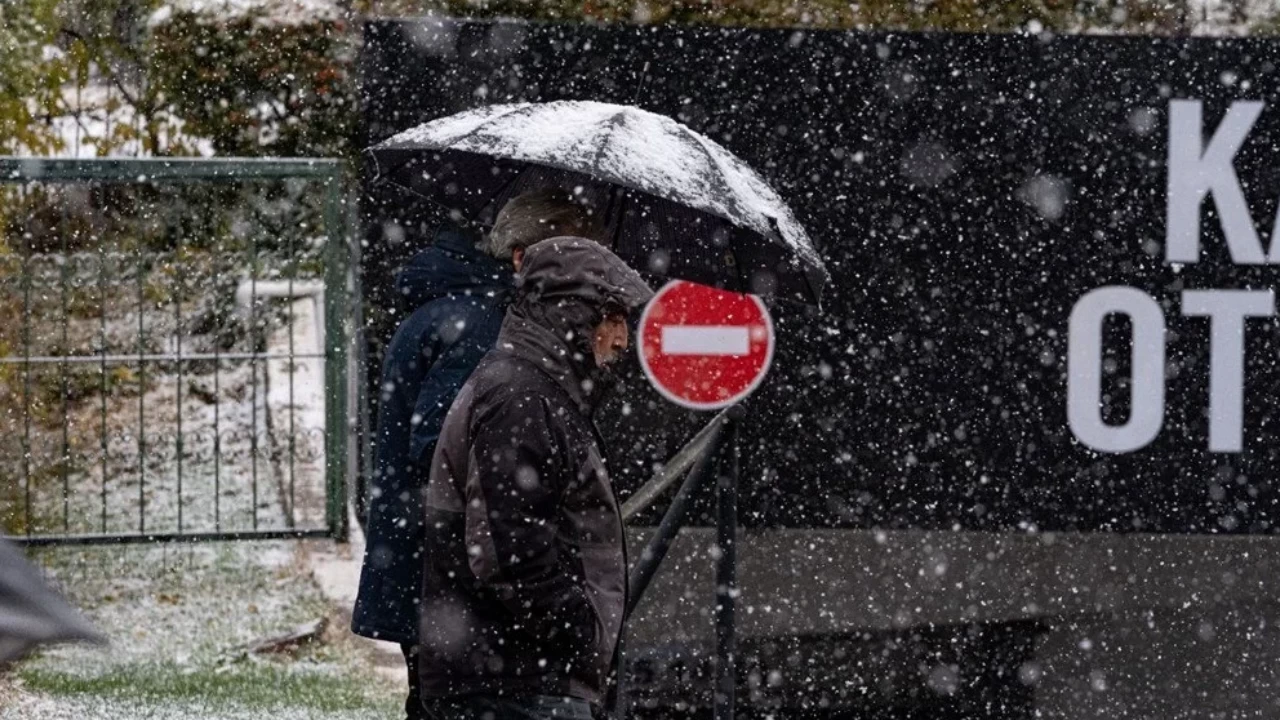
<box><xmin>630</xmin><ymin>281</ymin><xmax>775</xmax><ymax>720</ymax></box>
<box><xmin>714</xmin><ymin>419</ymin><xmax>739</xmax><ymax>720</ymax></box>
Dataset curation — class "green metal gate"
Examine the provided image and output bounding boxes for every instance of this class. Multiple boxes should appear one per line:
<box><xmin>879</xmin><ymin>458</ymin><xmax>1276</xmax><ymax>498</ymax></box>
<box><xmin>0</xmin><ymin>157</ymin><xmax>351</xmax><ymax>545</ymax></box>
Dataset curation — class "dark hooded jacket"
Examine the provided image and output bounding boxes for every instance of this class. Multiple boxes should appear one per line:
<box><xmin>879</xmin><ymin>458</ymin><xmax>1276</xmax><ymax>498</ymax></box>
<box><xmin>352</xmin><ymin>227</ymin><xmax>512</xmax><ymax>644</ymax></box>
<box><xmin>418</xmin><ymin>237</ymin><xmax>653</xmax><ymax>704</ymax></box>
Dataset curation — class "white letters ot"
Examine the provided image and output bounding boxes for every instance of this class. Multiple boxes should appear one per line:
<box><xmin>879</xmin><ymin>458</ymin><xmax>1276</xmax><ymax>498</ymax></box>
<box><xmin>1182</xmin><ymin>290</ymin><xmax>1274</xmax><ymax>452</ymax></box>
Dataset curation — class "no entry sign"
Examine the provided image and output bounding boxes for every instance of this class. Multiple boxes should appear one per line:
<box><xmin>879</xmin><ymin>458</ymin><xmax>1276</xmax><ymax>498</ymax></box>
<box><xmin>638</xmin><ymin>280</ymin><xmax>775</xmax><ymax>410</ymax></box>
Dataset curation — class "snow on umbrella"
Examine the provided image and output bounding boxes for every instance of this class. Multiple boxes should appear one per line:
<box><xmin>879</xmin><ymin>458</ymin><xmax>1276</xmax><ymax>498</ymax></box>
<box><xmin>366</xmin><ymin>100</ymin><xmax>830</xmax><ymax>306</ymax></box>
<box><xmin>0</xmin><ymin>539</ymin><xmax>104</xmax><ymax>662</ymax></box>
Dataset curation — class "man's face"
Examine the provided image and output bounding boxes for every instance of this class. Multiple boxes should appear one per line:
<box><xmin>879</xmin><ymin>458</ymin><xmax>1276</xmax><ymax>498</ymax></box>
<box><xmin>592</xmin><ymin>312</ymin><xmax>629</xmax><ymax>368</ymax></box>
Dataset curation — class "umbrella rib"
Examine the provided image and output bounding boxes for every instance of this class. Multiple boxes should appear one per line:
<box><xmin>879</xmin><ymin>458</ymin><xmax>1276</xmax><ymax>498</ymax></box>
<box><xmin>586</xmin><ymin>108</ymin><xmax>761</xmax><ymax>251</ymax></box>
<box><xmin>370</xmin><ymin>103</ymin><xmax>545</xmax><ymax>210</ymax></box>
<box><xmin>685</xmin><ymin>130</ymin><xmax>823</xmax><ymax>269</ymax></box>
<box><xmin>680</xmin><ymin>130</ymin><xmax>758</xmax><ymax>234</ymax></box>
<box><xmin>445</xmin><ymin>102</ymin><xmax>544</xmax><ymax>148</ymax></box>
<box><xmin>590</xmin><ymin>109</ymin><xmax>631</xmax><ymax>169</ymax></box>
<box><xmin>385</xmin><ymin>102</ymin><xmax>532</xmax><ymax>151</ymax></box>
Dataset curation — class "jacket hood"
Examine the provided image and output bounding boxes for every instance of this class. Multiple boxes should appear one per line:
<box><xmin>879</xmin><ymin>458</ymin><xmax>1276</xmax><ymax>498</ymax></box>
<box><xmin>395</xmin><ymin>227</ymin><xmax>513</xmax><ymax>310</ymax></box>
<box><xmin>514</xmin><ymin>236</ymin><xmax>654</xmax><ymax>313</ymax></box>
<box><xmin>499</xmin><ymin>236</ymin><xmax>654</xmax><ymax>415</ymax></box>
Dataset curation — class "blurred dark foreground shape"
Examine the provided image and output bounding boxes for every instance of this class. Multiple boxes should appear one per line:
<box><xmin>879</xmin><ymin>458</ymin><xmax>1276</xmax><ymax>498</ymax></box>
<box><xmin>0</xmin><ymin>539</ymin><xmax>104</xmax><ymax>663</ymax></box>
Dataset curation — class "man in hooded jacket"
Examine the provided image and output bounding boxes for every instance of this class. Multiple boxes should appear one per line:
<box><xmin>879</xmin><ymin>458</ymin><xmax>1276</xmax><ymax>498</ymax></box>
<box><xmin>417</xmin><ymin>236</ymin><xmax>653</xmax><ymax>720</ymax></box>
<box><xmin>352</xmin><ymin>190</ymin><xmax>606</xmax><ymax>720</ymax></box>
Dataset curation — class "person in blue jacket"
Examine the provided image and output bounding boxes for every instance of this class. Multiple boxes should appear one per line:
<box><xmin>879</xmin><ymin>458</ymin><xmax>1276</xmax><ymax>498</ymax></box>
<box><xmin>352</xmin><ymin>188</ymin><xmax>602</xmax><ymax>720</ymax></box>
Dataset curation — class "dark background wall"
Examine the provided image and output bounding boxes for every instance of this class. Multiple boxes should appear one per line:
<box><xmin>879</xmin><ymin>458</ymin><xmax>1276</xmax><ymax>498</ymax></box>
<box><xmin>360</xmin><ymin>19</ymin><xmax>1280</xmax><ymax>535</ymax></box>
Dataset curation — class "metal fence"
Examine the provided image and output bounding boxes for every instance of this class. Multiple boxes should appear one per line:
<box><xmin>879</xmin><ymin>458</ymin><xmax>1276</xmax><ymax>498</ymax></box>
<box><xmin>0</xmin><ymin>157</ymin><xmax>350</xmax><ymax>545</ymax></box>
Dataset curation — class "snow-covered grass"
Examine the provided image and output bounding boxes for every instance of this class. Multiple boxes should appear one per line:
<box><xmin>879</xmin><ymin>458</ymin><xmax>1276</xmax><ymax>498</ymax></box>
<box><xmin>3</xmin><ymin>680</ymin><xmax>392</xmax><ymax>720</ymax></box>
<box><xmin>0</xmin><ymin>542</ymin><xmax>398</xmax><ymax>719</ymax></box>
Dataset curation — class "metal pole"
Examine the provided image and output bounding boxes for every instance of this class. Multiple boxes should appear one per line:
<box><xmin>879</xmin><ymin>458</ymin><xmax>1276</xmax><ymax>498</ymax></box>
<box><xmin>348</xmin><ymin>205</ymin><xmax>369</xmax><ymax>530</ymax></box>
<box><xmin>625</xmin><ymin>420</ymin><xmax>725</xmax><ymax>617</ymax></box>
<box><xmin>618</xmin><ymin>419</ymin><xmax>726</xmax><ymax>720</ymax></box>
<box><xmin>714</xmin><ymin>419</ymin><xmax>739</xmax><ymax>720</ymax></box>
<box><xmin>622</xmin><ymin>409</ymin><xmax>729</xmax><ymax>522</ymax></box>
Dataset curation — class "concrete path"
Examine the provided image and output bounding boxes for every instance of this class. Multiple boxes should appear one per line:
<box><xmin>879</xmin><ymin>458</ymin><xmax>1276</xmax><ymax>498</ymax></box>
<box><xmin>305</xmin><ymin>510</ymin><xmax>406</xmax><ymax>685</ymax></box>
<box><xmin>264</xmin><ymin>297</ymin><xmax>405</xmax><ymax>686</ymax></box>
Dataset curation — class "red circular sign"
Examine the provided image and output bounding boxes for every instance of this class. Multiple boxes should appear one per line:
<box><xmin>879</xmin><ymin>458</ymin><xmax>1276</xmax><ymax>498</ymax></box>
<box><xmin>638</xmin><ymin>280</ymin><xmax>774</xmax><ymax>410</ymax></box>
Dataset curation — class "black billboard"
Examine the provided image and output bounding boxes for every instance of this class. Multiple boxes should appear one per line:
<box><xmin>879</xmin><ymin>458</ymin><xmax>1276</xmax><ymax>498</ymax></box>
<box><xmin>359</xmin><ymin>19</ymin><xmax>1280</xmax><ymax>536</ymax></box>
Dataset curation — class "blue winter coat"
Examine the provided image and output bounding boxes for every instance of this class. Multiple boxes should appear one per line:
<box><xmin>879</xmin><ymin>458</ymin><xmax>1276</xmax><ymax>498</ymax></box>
<box><xmin>351</xmin><ymin>228</ymin><xmax>512</xmax><ymax>644</ymax></box>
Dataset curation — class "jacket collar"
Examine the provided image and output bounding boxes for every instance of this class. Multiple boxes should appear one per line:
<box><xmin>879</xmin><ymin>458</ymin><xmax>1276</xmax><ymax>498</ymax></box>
<box><xmin>496</xmin><ymin>301</ymin><xmax>604</xmax><ymax>416</ymax></box>
<box><xmin>395</xmin><ymin>226</ymin><xmax>513</xmax><ymax>311</ymax></box>
<box><xmin>433</xmin><ymin>226</ymin><xmax>484</xmax><ymax>256</ymax></box>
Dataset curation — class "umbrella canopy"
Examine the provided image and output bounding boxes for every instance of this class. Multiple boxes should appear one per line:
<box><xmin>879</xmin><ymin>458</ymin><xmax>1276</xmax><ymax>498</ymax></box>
<box><xmin>0</xmin><ymin>539</ymin><xmax>104</xmax><ymax>662</ymax></box>
<box><xmin>367</xmin><ymin>101</ymin><xmax>829</xmax><ymax>306</ymax></box>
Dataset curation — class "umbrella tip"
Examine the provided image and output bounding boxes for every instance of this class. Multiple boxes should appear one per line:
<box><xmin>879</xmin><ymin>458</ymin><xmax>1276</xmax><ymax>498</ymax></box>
<box><xmin>631</xmin><ymin>61</ymin><xmax>652</xmax><ymax>106</ymax></box>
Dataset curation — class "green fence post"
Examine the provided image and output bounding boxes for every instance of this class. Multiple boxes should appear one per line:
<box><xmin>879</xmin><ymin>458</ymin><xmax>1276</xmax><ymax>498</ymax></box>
<box><xmin>323</xmin><ymin>170</ymin><xmax>350</xmax><ymax>543</ymax></box>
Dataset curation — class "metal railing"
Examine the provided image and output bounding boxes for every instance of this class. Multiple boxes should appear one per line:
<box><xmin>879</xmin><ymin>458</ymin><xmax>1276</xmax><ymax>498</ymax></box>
<box><xmin>0</xmin><ymin>157</ymin><xmax>350</xmax><ymax>545</ymax></box>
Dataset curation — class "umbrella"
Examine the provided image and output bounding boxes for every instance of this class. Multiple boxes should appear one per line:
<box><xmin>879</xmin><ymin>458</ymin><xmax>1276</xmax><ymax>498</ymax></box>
<box><xmin>0</xmin><ymin>539</ymin><xmax>104</xmax><ymax>662</ymax></box>
<box><xmin>366</xmin><ymin>100</ymin><xmax>829</xmax><ymax>306</ymax></box>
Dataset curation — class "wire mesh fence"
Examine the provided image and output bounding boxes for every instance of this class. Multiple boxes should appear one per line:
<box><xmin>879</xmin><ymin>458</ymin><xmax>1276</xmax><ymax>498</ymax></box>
<box><xmin>0</xmin><ymin>158</ymin><xmax>350</xmax><ymax>545</ymax></box>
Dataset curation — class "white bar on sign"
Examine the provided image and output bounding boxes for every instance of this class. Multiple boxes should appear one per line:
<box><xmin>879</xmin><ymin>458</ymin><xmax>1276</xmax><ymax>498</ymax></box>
<box><xmin>661</xmin><ymin>326</ymin><xmax>751</xmax><ymax>356</ymax></box>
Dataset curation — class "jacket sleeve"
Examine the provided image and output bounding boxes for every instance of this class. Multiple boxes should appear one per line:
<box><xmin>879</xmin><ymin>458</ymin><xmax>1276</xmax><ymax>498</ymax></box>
<box><xmin>464</xmin><ymin>392</ymin><xmax>597</xmax><ymax>653</ymax></box>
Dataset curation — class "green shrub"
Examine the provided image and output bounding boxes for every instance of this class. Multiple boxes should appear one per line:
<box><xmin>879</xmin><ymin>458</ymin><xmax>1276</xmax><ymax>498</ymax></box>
<box><xmin>369</xmin><ymin>0</ymin><xmax>1189</xmax><ymax>33</ymax></box>
<box><xmin>150</xmin><ymin>10</ymin><xmax>359</xmax><ymax>159</ymax></box>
